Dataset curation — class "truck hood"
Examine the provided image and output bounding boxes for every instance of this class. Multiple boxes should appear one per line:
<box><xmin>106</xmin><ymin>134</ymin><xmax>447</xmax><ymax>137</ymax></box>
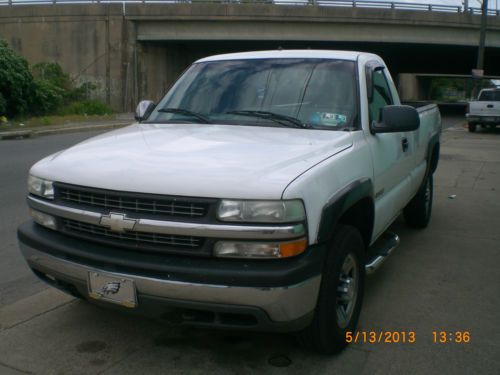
<box><xmin>31</xmin><ymin>123</ymin><xmax>352</xmax><ymax>199</ymax></box>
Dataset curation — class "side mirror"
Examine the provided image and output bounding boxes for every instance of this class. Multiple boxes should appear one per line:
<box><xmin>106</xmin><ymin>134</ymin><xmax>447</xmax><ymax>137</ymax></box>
<box><xmin>135</xmin><ymin>100</ymin><xmax>155</xmax><ymax>122</ymax></box>
<box><xmin>371</xmin><ymin>105</ymin><xmax>420</xmax><ymax>134</ymax></box>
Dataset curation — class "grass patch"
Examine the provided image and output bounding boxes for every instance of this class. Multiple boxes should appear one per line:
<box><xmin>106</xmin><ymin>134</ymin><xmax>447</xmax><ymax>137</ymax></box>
<box><xmin>57</xmin><ymin>100</ymin><xmax>113</xmax><ymax>116</ymax></box>
<box><xmin>0</xmin><ymin>99</ymin><xmax>116</xmax><ymax>130</ymax></box>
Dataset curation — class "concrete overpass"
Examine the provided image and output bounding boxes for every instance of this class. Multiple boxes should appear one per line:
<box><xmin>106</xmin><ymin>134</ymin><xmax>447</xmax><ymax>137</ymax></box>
<box><xmin>1</xmin><ymin>3</ymin><xmax>499</xmax><ymax>111</ymax></box>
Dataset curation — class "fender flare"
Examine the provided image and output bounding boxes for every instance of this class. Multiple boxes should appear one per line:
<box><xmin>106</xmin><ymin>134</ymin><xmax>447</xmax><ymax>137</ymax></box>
<box><xmin>316</xmin><ymin>179</ymin><xmax>374</xmax><ymax>244</ymax></box>
<box><xmin>427</xmin><ymin>132</ymin><xmax>440</xmax><ymax>175</ymax></box>
<box><xmin>419</xmin><ymin>132</ymin><xmax>441</xmax><ymax>193</ymax></box>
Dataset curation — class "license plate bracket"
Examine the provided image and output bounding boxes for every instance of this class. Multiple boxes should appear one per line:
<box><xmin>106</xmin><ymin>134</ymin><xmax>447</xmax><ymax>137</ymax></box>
<box><xmin>88</xmin><ymin>272</ymin><xmax>137</xmax><ymax>308</ymax></box>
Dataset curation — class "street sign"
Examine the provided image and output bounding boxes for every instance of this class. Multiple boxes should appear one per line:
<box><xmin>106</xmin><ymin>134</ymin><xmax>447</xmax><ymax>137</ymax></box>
<box><xmin>472</xmin><ymin>69</ymin><xmax>484</xmax><ymax>78</ymax></box>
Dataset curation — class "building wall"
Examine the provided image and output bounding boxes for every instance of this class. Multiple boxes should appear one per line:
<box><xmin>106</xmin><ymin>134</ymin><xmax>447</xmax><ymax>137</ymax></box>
<box><xmin>0</xmin><ymin>5</ymin><xmax>126</xmax><ymax>110</ymax></box>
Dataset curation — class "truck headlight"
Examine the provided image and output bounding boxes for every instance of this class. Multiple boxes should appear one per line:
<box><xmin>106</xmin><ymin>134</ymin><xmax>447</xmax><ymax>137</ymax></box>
<box><xmin>217</xmin><ymin>199</ymin><xmax>305</xmax><ymax>223</ymax></box>
<box><xmin>214</xmin><ymin>238</ymin><xmax>307</xmax><ymax>259</ymax></box>
<box><xmin>28</xmin><ymin>175</ymin><xmax>54</xmax><ymax>199</ymax></box>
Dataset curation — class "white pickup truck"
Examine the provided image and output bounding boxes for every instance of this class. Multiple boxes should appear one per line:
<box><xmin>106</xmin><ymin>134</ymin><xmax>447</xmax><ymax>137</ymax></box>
<box><xmin>18</xmin><ymin>50</ymin><xmax>441</xmax><ymax>354</ymax></box>
<box><xmin>466</xmin><ymin>88</ymin><xmax>500</xmax><ymax>132</ymax></box>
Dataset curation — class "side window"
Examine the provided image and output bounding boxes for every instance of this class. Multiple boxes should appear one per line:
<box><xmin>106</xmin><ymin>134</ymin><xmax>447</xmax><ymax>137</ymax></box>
<box><xmin>369</xmin><ymin>69</ymin><xmax>393</xmax><ymax>123</ymax></box>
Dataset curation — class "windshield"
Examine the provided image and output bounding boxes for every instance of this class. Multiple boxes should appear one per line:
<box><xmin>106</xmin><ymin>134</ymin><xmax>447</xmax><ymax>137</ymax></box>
<box><xmin>147</xmin><ymin>58</ymin><xmax>359</xmax><ymax>130</ymax></box>
<box><xmin>478</xmin><ymin>90</ymin><xmax>500</xmax><ymax>101</ymax></box>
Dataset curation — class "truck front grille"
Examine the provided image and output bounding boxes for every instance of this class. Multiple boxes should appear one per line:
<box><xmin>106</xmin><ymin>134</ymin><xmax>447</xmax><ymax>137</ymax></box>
<box><xmin>60</xmin><ymin>218</ymin><xmax>204</xmax><ymax>254</ymax></box>
<box><xmin>55</xmin><ymin>183</ymin><xmax>212</xmax><ymax>218</ymax></box>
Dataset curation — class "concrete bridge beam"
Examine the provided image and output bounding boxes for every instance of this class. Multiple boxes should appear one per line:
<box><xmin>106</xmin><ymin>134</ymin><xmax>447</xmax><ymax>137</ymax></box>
<box><xmin>1</xmin><ymin>4</ymin><xmax>499</xmax><ymax>111</ymax></box>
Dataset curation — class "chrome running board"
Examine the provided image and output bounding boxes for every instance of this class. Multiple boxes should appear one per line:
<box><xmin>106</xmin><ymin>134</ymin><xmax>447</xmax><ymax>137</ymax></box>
<box><xmin>365</xmin><ymin>232</ymin><xmax>400</xmax><ymax>275</ymax></box>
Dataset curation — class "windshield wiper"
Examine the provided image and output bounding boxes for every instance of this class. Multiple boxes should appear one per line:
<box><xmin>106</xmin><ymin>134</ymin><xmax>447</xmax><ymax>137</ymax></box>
<box><xmin>226</xmin><ymin>110</ymin><xmax>309</xmax><ymax>129</ymax></box>
<box><xmin>157</xmin><ymin>108</ymin><xmax>212</xmax><ymax>124</ymax></box>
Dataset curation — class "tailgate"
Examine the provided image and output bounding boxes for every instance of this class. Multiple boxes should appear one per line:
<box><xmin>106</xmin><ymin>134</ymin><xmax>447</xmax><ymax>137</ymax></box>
<box><xmin>469</xmin><ymin>101</ymin><xmax>500</xmax><ymax>116</ymax></box>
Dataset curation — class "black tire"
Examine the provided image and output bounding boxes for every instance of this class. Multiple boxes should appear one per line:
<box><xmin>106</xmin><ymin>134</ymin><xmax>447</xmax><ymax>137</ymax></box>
<box><xmin>404</xmin><ymin>173</ymin><xmax>433</xmax><ymax>228</ymax></box>
<box><xmin>468</xmin><ymin>123</ymin><xmax>477</xmax><ymax>132</ymax></box>
<box><xmin>298</xmin><ymin>225</ymin><xmax>365</xmax><ymax>354</ymax></box>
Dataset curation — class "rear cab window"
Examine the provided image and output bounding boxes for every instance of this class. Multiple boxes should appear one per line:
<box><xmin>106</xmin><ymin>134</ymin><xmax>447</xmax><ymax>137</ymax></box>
<box><xmin>478</xmin><ymin>90</ymin><xmax>500</xmax><ymax>101</ymax></box>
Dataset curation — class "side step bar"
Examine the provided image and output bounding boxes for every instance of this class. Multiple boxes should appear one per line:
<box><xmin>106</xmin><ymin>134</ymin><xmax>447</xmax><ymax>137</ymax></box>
<box><xmin>365</xmin><ymin>232</ymin><xmax>400</xmax><ymax>275</ymax></box>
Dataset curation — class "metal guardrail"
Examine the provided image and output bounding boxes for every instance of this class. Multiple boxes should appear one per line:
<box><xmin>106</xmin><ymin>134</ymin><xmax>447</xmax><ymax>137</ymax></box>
<box><xmin>0</xmin><ymin>0</ymin><xmax>499</xmax><ymax>16</ymax></box>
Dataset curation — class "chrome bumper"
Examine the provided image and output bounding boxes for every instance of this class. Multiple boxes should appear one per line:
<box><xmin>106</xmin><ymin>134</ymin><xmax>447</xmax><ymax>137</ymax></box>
<box><xmin>466</xmin><ymin>115</ymin><xmax>500</xmax><ymax>123</ymax></box>
<box><xmin>20</xmin><ymin>242</ymin><xmax>320</xmax><ymax>322</ymax></box>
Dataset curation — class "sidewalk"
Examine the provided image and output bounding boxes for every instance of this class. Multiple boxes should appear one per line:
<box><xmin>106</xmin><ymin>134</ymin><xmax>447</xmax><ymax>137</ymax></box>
<box><xmin>0</xmin><ymin>114</ymin><xmax>134</xmax><ymax>140</ymax></box>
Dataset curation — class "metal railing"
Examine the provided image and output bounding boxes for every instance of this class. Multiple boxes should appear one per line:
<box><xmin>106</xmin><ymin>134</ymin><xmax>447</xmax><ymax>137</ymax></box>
<box><xmin>0</xmin><ymin>0</ymin><xmax>499</xmax><ymax>16</ymax></box>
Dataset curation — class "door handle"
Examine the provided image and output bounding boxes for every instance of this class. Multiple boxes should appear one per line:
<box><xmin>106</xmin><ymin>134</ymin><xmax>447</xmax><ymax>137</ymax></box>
<box><xmin>402</xmin><ymin>138</ymin><xmax>409</xmax><ymax>152</ymax></box>
<box><xmin>487</xmin><ymin>104</ymin><xmax>493</xmax><ymax>108</ymax></box>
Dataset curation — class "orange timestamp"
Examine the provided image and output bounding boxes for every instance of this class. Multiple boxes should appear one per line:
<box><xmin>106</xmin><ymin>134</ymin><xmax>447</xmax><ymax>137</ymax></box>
<box><xmin>432</xmin><ymin>331</ymin><xmax>471</xmax><ymax>344</ymax></box>
<box><xmin>346</xmin><ymin>331</ymin><xmax>416</xmax><ymax>344</ymax></box>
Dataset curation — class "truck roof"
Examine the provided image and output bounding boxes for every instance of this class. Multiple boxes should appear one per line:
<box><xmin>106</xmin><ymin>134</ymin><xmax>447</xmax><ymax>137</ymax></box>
<box><xmin>196</xmin><ymin>50</ymin><xmax>367</xmax><ymax>63</ymax></box>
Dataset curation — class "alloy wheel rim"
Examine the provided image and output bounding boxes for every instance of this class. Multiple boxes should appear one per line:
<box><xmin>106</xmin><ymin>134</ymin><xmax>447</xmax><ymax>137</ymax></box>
<box><xmin>424</xmin><ymin>178</ymin><xmax>432</xmax><ymax>216</ymax></box>
<box><xmin>336</xmin><ymin>253</ymin><xmax>358</xmax><ymax>329</ymax></box>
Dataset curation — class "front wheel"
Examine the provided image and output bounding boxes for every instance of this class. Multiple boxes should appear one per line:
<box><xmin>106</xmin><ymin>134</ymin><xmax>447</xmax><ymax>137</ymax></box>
<box><xmin>298</xmin><ymin>225</ymin><xmax>365</xmax><ymax>354</ymax></box>
<box><xmin>404</xmin><ymin>173</ymin><xmax>433</xmax><ymax>228</ymax></box>
<box><xmin>468</xmin><ymin>123</ymin><xmax>477</xmax><ymax>132</ymax></box>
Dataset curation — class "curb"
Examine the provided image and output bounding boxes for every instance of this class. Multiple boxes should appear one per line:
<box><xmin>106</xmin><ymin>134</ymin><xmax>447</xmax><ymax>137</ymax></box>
<box><xmin>0</xmin><ymin>121</ymin><xmax>131</xmax><ymax>140</ymax></box>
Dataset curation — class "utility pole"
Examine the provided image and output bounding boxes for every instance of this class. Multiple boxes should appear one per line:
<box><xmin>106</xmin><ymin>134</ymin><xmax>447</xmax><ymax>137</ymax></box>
<box><xmin>476</xmin><ymin>0</ymin><xmax>488</xmax><ymax>72</ymax></box>
<box><xmin>471</xmin><ymin>0</ymin><xmax>489</xmax><ymax>99</ymax></box>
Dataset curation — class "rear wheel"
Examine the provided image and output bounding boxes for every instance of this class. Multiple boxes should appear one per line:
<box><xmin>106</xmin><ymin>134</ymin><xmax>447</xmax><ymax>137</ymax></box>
<box><xmin>404</xmin><ymin>173</ymin><xmax>433</xmax><ymax>228</ymax></box>
<box><xmin>298</xmin><ymin>225</ymin><xmax>365</xmax><ymax>354</ymax></box>
<box><xmin>468</xmin><ymin>123</ymin><xmax>477</xmax><ymax>132</ymax></box>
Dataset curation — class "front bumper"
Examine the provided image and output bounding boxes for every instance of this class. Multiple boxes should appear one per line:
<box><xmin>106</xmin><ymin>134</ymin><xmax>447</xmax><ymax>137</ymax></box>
<box><xmin>18</xmin><ymin>221</ymin><xmax>324</xmax><ymax>331</ymax></box>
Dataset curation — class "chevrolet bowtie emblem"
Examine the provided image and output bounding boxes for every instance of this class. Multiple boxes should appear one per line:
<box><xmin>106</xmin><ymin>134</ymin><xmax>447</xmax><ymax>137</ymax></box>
<box><xmin>100</xmin><ymin>213</ymin><xmax>137</xmax><ymax>233</ymax></box>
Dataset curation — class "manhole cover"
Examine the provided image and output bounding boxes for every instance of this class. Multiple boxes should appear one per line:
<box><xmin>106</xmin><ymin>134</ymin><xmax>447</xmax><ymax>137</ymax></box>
<box><xmin>268</xmin><ymin>354</ymin><xmax>292</xmax><ymax>367</ymax></box>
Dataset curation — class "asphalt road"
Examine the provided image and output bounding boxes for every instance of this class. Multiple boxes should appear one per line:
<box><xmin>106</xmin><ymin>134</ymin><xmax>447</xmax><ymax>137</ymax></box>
<box><xmin>0</xmin><ymin>130</ymin><xmax>103</xmax><ymax>307</ymax></box>
<box><xmin>1</xmin><ymin>116</ymin><xmax>499</xmax><ymax>374</ymax></box>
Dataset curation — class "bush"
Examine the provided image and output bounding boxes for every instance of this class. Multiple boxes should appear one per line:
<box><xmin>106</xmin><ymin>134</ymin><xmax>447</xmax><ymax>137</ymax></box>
<box><xmin>0</xmin><ymin>40</ymin><xmax>34</xmax><ymax>116</ymax></box>
<box><xmin>32</xmin><ymin>62</ymin><xmax>71</xmax><ymax>90</ymax></box>
<box><xmin>32</xmin><ymin>79</ymin><xmax>66</xmax><ymax>115</ymax></box>
<box><xmin>67</xmin><ymin>82</ymin><xmax>97</xmax><ymax>102</ymax></box>
<box><xmin>0</xmin><ymin>93</ymin><xmax>6</xmax><ymax>115</ymax></box>
<box><xmin>58</xmin><ymin>100</ymin><xmax>113</xmax><ymax>116</ymax></box>
<box><xmin>31</xmin><ymin>62</ymin><xmax>70</xmax><ymax>114</ymax></box>
<box><xmin>0</xmin><ymin>41</ymin><xmax>112</xmax><ymax>118</ymax></box>
<box><xmin>31</xmin><ymin>62</ymin><xmax>108</xmax><ymax>115</ymax></box>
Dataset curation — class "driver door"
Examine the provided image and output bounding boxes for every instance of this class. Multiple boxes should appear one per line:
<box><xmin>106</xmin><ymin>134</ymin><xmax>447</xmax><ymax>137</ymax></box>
<box><xmin>366</xmin><ymin>66</ymin><xmax>413</xmax><ymax>238</ymax></box>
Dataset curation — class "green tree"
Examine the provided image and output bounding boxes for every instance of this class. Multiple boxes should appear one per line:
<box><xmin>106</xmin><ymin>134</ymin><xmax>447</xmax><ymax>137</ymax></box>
<box><xmin>0</xmin><ymin>40</ymin><xmax>34</xmax><ymax>116</ymax></box>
